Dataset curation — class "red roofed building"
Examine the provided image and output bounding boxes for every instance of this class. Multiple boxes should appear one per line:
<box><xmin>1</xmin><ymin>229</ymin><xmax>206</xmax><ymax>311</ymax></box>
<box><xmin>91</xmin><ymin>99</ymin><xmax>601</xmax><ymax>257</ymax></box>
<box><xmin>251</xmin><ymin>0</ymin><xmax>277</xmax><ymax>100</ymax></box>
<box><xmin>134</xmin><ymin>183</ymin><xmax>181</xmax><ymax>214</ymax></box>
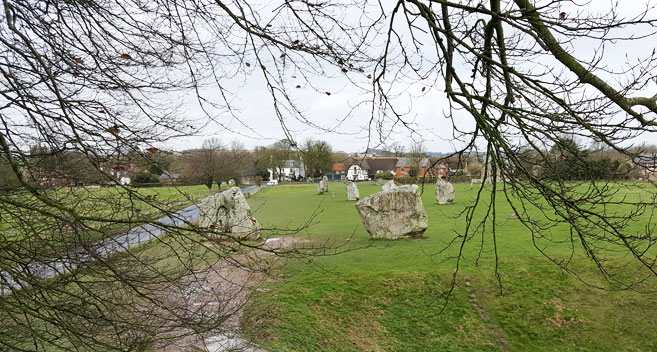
<box><xmin>326</xmin><ymin>162</ymin><xmax>348</xmax><ymax>180</ymax></box>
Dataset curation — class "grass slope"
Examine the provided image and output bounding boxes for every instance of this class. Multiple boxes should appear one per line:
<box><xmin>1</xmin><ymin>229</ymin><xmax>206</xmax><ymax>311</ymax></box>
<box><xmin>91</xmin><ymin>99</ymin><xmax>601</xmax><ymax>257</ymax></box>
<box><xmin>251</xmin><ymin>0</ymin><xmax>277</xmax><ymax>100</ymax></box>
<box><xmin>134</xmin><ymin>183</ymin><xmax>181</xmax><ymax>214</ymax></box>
<box><xmin>242</xmin><ymin>182</ymin><xmax>657</xmax><ymax>351</ymax></box>
<box><xmin>2</xmin><ymin>184</ymin><xmax>216</xmax><ymax>239</ymax></box>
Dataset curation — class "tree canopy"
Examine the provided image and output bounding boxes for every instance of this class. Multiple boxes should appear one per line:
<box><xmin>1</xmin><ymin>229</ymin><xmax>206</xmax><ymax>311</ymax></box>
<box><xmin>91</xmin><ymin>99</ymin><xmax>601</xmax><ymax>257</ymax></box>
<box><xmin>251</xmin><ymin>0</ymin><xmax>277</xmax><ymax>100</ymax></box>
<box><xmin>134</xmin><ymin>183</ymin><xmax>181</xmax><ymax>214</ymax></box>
<box><xmin>301</xmin><ymin>139</ymin><xmax>333</xmax><ymax>178</ymax></box>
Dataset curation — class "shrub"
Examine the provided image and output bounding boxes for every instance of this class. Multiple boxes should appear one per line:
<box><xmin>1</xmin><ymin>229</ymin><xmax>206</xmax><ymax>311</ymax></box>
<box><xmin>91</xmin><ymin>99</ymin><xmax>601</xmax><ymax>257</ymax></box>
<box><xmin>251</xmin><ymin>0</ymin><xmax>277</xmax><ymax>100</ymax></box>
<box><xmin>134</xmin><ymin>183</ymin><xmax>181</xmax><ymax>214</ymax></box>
<box><xmin>133</xmin><ymin>173</ymin><xmax>160</xmax><ymax>185</ymax></box>
<box><xmin>0</xmin><ymin>163</ymin><xmax>21</xmax><ymax>190</ymax></box>
<box><xmin>374</xmin><ymin>172</ymin><xmax>394</xmax><ymax>180</ymax></box>
<box><xmin>395</xmin><ymin>176</ymin><xmax>437</xmax><ymax>185</ymax></box>
<box><xmin>446</xmin><ymin>175</ymin><xmax>474</xmax><ymax>183</ymax></box>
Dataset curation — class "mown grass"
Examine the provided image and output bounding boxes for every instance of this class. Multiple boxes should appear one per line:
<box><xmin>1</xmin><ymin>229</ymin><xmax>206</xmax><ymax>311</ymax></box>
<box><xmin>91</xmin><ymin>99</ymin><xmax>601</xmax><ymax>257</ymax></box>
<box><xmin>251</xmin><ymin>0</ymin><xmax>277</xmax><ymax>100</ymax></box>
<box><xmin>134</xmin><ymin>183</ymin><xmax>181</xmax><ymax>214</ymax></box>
<box><xmin>1</xmin><ymin>184</ymin><xmax>216</xmax><ymax>240</ymax></box>
<box><xmin>242</xmin><ymin>182</ymin><xmax>657</xmax><ymax>351</ymax></box>
<box><xmin>1</xmin><ymin>183</ymin><xmax>246</xmax><ymax>350</ymax></box>
<box><xmin>0</xmin><ymin>226</ymin><xmax>242</xmax><ymax>351</ymax></box>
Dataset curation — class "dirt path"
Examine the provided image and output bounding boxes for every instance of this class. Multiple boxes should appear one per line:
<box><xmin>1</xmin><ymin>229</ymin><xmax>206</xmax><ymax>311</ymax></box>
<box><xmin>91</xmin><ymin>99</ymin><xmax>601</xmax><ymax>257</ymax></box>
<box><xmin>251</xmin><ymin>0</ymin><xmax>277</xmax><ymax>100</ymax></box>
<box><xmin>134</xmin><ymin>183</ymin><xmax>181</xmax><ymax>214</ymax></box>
<box><xmin>463</xmin><ymin>275</ymin><xmax>510</xmax><ymax>351</ymax></box>
<box><xmin>150</xmin><ymin>237</ymin><xmax>308</xmax><ymax>351</ymax></box>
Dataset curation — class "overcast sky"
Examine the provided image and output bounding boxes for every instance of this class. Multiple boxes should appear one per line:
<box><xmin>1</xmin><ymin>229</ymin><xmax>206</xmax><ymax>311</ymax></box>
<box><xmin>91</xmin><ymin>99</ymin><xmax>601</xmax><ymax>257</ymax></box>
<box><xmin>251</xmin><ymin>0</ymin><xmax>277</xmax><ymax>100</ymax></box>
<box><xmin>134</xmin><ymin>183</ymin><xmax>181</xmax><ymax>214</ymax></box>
<box><xmin>163</xmin><ymin>0</ymin><xmax>657</xmax><ymax>153</ymax></box>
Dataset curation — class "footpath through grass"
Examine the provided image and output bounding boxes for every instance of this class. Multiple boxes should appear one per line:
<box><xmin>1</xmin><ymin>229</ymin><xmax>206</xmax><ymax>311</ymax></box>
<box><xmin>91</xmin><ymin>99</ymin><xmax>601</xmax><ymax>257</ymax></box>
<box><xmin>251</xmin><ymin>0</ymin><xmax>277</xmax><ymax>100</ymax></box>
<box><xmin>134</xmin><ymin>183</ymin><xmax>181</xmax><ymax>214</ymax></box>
<box><xmin>242</xmin><ymin>182</ymin><xmax>657</xmax><ymax>351</ymax></box>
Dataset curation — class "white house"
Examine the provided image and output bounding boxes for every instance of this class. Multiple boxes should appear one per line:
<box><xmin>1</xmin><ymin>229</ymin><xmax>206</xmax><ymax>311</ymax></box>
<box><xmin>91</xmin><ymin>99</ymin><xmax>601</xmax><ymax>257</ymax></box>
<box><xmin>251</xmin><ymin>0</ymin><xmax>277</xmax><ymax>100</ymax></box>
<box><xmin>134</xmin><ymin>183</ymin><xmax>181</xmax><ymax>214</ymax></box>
<box><xmin>268</xmin><ymin>160</ymin><xmax>305</xmax><ymax>181</ymax></box>
<box><xmin>347</xmin><ymin>164</ymin><xmax>368</xmax><ymax>181</ymax></box>
<box><xmin>158</xmin><ymin>171</ymin><xmax>181</xmax><ymax>184</ymax></box>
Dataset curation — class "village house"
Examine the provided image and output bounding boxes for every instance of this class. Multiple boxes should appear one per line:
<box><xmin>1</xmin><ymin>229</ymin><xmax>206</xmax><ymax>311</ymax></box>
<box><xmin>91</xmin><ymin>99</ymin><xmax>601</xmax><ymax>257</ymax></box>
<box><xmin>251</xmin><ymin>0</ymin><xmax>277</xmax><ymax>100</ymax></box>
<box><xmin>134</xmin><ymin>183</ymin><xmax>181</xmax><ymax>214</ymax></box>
<box><xmin>159</xmin><ymin>171</ymin><xmax>181</xmax><ymax>184</ymax></box>
<box><xmin>347</xmin><ymin>159</ymin><xmax>369</xmax><ymax>181</ymax></box>
<box><xmin>365</xmin><ymin>156</ymin><xmax>398</xmax><ymax>179</ymax></box>
<box><xmin>424</xmin><ymin>157</ymin><xmax>448</xmax><ymax>178</ymax></box>
<box><xmin>425</xmin><ymin>156</ymin><xmax>469</xmax><ymax>177</ymax></box>
<box><xmin>343</xmin><ymin>154</ymin><xmax>399</xmax><ymax>181</ymax></box>
<box><xmin>99</xmin><ymin>160</ymin><xmax>141</xmax><ymax>185</ymax></box>
<box><xmin>321</xmin><ymin>154</ymin><xmax>471</xmax><ymax>182</ymax></box>
<box><xmin>326</xmin><ymin>162</ymin><xmax>347</xmax><ymax>180</ymax></box>
<box><xmin>395</xmin><ymin>157</ymin><xmax>430</xmax><ymax>177</ymax></box>
<box><xmin>634</xmin><ymin>154</ymin><xmax>657</xmax><ymax>180</ymax></box>
<box><xmin>268</xmin><ymin>160</ymin><xmax>305</xmax><ymax>181</ymax></box>
<box><xmin>394</xmin><ymin>155</ymin><xmax>469</xmax><ymax>178</ymax></box>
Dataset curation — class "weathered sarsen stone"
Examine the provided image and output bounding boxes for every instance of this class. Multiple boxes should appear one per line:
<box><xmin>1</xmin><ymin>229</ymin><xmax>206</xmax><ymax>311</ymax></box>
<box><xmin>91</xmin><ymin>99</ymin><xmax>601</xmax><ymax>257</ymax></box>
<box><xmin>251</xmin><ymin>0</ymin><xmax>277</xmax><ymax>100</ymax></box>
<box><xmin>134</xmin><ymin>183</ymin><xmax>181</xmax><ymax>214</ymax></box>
<box><xmin>318</xmin><ymin>175</ymin><xmax>329</xmax><ymax>194</ymax></box>
<box><xmin>355</xmin><ymin>185</ymin><xmax>428</xmax><ymax>239</ymax></box>
<box><xmin>435</xmin><ymin>179</ymin><xmax>455</xmax><ymax>204</ymax></box>
<box><xmin>197</xmin><ymin>187</ymin><xmax>261</xmax><ymax>239</ymax></box>
<box><xmin>381</xmin><ymin>180</ymin><xmax>396</xmax><ymax>192</ymax></box>
<box><xmin>375</xmin><ymin>178</ymin><xmax>389</xmax><ymax>186</ymax></box>
<box><xmin>346</xmin><ymin>181</ymin><xmax>360</xmax><ymax>201</ymax></box>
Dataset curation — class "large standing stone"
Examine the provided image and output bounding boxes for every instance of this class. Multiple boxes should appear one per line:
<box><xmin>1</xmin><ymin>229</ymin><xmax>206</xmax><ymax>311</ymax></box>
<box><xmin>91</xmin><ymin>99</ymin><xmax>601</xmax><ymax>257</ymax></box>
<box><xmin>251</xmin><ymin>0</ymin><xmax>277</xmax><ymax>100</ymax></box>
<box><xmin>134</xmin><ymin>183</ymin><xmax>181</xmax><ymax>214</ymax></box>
<box><xmin>435</xmin><ymin>179</ymin><xmax>455</xmax><ymax>204</ymax></box>
<box><xmin>197</xmin><ymin>187</ymin><xmax>261</xmax><ymax>239</ymax></box>
<box><xmin>375</xmin><ymin>178</ymin><xmax>388</xmax><ymax>186</ymax></box>
<box><xmin>346</xmin><ymin>181</ymin><xmax>360</xmax><ymax>201</ymax></box>
<box><xmin>318</xmin><ymin>175</ymin><xmax>329</xmax><ymax>194</ymax></box>
<box><xmin>381</xmin><ymin>180</ymin><xmax>396</xmax><ymax>192</ymax></box>
<box><xmin>355</xmin><ymin>185</ymin><xmax>428</xmax><ymax>239</ymax></box>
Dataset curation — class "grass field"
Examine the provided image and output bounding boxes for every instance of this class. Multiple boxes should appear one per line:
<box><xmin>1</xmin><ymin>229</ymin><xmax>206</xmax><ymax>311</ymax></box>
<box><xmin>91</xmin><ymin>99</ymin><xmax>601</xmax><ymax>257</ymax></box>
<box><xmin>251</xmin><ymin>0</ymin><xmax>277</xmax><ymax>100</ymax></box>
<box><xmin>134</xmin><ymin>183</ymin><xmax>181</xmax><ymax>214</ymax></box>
<box><xmin>0</xmin><ymin>183</ymin><xmax>238</xmax><ymax>350</ymax></box>
<box><xmin>2</xmin><ymin>184</ymin><xmax>216</xmax><ymax>235</ymax></box>
<box><xmin>241</xmin><ymin>182</ymin><xmax>657</xmax><ymax>351</ymax></box>
<box><xmin>0</xmin><ymin>184</ymin><xmax>218</xmax><ymax>262</ymax></box>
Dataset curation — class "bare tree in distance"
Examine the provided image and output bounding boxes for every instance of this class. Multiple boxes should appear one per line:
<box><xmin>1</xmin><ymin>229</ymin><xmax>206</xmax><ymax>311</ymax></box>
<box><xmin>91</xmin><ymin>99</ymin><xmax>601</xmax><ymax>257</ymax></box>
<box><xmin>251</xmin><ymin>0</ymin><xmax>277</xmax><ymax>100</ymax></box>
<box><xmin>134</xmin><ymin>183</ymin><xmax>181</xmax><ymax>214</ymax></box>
<box><xmin>390</xmin><ymin>142</ymin><xmax>406</xmax><ymax>158</ymax></box>
<box><xmin>214</xmin><ymin>140</ymin><xmax>250</xmax><ymax>186</ymax></box>
<box><xmin>408</xmin><ymin>141</ymin><xmax>427</xmax><ymax>177</ymax></box>
<box><xmin>2</xmin><ymin>0</ymin><xmax>657</xmax><ymax>350</ymax></box>
<box><xmin>467</xmin><ymin>161</ymin><xmax>484</xmax><ymax>178</ymax></box>
<box><xmin>268</xmin><ymin>140</ymin><xmax>294</xmax><ymax>182</ymax></box>
<box><xmin>301</xmin><ymin>139</ymin><xmax>333</xmax><ymax>178</ymax></box>
<box><xmin>185</xmin><ymin>138</ymin><xmax>250</xmax><ymax>188</ymax></box>
<box><xmin>186</xmin><ymin>137</ymin><xmax>224</xmax><ymax>189</ymax></box>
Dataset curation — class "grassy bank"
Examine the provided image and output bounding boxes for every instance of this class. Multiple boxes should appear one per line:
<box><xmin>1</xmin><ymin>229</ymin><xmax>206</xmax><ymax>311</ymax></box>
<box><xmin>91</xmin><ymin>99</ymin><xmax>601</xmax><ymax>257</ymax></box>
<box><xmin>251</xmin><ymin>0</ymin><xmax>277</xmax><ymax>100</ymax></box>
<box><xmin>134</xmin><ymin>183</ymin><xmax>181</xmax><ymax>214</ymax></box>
<box><xmin>2</xmin><ymin>184</ymin><xmax>216</xmax><ymax>238</ymax></box>
<box><xmin>0</xmin><ymin>184</ymin><xmax>218</xmax><ymax>267</ymax></box>
<box><xmin>242</xmin><ymin>182</ymin><xmax>657</xmax><ymax>351</ymax></box>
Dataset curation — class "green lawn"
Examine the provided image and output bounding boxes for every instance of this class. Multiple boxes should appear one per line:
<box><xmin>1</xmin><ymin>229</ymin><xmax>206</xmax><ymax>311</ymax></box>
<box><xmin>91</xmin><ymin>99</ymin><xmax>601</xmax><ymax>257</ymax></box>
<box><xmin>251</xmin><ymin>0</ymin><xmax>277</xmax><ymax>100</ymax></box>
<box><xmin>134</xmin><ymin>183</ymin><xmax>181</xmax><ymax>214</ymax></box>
<box><xmin>0</xmin><ymin>184</ymin><xmax>236</xmax><ymax>351</ymax></box>
<box><xmin>242</xmin><ymin>182</ymin><xmax>657</xmax><ymax>351</ymax></box>
<box><xmin>0</xmin><ymin>184</ymin><xmax>216</xmax><ymax>257</ymax></box>
<box><xmin>3</xmin><ymin>182</ymin><xmax>655</xmax><ymax>351</ymax></box>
